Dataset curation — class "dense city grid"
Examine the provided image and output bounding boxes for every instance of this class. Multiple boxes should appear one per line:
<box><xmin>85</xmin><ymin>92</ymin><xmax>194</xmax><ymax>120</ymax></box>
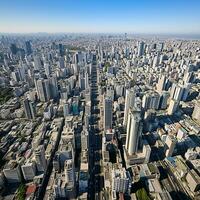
<box><xmin>0</xmin><ymin>34</ymin><xmax>200</xmax><ymax>200</ymax></box>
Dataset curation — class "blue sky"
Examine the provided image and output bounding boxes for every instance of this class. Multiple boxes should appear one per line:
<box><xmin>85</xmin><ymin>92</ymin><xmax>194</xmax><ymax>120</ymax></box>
<box><xmin>0</xmin><ymin>0</ymin><xmax>200</xmax><ymax>34</ymax></box>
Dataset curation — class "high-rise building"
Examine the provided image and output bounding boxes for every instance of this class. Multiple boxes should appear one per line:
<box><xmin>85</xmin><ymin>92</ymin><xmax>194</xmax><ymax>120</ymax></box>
<box><xmin>10</xmin><ymin>43</ymin><xmax>18</xmax><ymax>55</ymax></box>
<box><xmin>85</xmin><ymin>71</ymin><xmax>89</xmax><ymax>89</ymax></box>
<box><xmin>63</xmin><ymin>101</ymin><xmax>71</xmax><ymax>117</ymax></box>
<box><xmin>21</xmin><ymin>162</ymin><xmax>36</xmax><ymax>181</ymax></box>
<box><xmin>123</xmin><ymin>88</ymin><xmax>135</xmax><ymax>126</ymax></box>
<box><xmin>142</xmin><ymin>92</ymin><xmax>160</xmax><ymax>110</ymax></box>
<box><xmin>157</xmin><ymin>75</ymin><xmax>167</xmax><ymax>94</ymax></box>
<box><xmin>59</xmin><ymin>57</ymin><xmax>65</xmax><ymax>68</ymax></box>
<box><xmin>33</xmin><ymin>55</ymin><xmax>42</xmax><ymax>70</ymax></box>
<box><xmin>44</xmin><ymin>62</ymin><xmax>51</xmax><ymax>77</ymax></box>
<box><xmin>125</xmin><ymin>107</ymin><xmax>142</xmax><ymax>155</ymax></box>
<box><xmin>167</xmin><ymin>98</ymin><xmax>179</xmax><ymax>115</ymax></box>
<box><xmin>137</xmin><ymin>41</ymin><xmax>145</xmax><ymax>57</ymax></box>
<box><xmin>65</xmin><ymin>159</ymin><xmax>75</xmax><ymax>186</ymax></box>
<box><xmin>25</xmin><ymin>41</ymin><xmax>32</xmax><ymax>55</ymax></box>
<box><xmin>23</xmin><ymin>98</ymin><xmax>36</xmax><ymax>119</ymax></box>
<box><xmin>192</xmin><ymin>101</ymin><xmax>200</xmax><ymax>123</ymax></box>
<box><xmin>49</xmin><ymin>75</ymin><xmax>59</xmax><ymax>99</ymax></box>
<box><xmin>165</xmin><ymin>135</ymin><xmax>176</xmax><ymax>157</ymax></box>
<box><xmin>159</xmin><ymin>91</ymin><xmax>170</xmax><ymax>109</ymax></box>
<box><xmin>34</xmin><ymin>145</ymin><xmax>47</xmax><ymax>172</ymax></box>
<box><xmin>103</xmin><ymin>96</ymin><xmax>113</xmax><ymax>130</ymax></box>
<box><xmin>36</xmin><ymin>77</ymin><xmax>57</xmax><ymax>102</ymax></box>
<box><xmin>112</xmin><ymin>167</ymin><xmax>130</xmax><ymax>194</ymax></box>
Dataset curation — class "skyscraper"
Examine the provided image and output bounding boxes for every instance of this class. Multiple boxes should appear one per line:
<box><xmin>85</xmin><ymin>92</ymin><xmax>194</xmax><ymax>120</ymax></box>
<box><xmin>49</xmin><ymin>75</ymin><xmax>59</xmax><ymax>99</ymax></box>
<box><xmin>25</xmin><ymin>41</ymin><xmax>32</xmax><ymax>55</ymax></box>
<box><xmin>65</xmin><ymin>159</ymin><xmax>75</xmax><ymax>186</ymax></box>
<box><xmin>103</xmin><ymin>96</ymin><xmax>113</xmax><ymax>130</ymax></box>
<box><xmin>137</xmin><ymin>41</ymin><xmax>145</xmax><ymax>57</ymax></box>
<box><xmin>123</xmin><ymin>88</ymin><xmax>135</xmax><ymax>126</ymax></box>
<box><xmin>34</xmin><ymin>145</ymin><xmax>47</xmax><ymax>172</ymax></box>
<box><xmin>157</xmin><ymin>75</ymin><xmax>167</xmax><ymax>94</ymax></box>
<box><xmin>10</xmin><ymin>43</ymin><xmax>18</xmax><ymax>55</ymax></box>
<box><xmin>125</xmin><ymin>107</ymin><xmax>142</xmax><ymax>155</ymax></box>
<box><xmin>36</xmin><ymin>79</ymin><xmax>50</xmax><ymax>102</ymax></box>
<box><xmin>23</xmin><ymin>98</ymin><xmax>36</xmax><ymax>119</ymax></box>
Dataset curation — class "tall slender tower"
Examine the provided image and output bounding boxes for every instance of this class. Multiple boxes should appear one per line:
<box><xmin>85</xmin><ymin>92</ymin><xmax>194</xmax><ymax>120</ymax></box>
<box><xmin>125</xmin><ymin>107</ymin><xmax>142</xmax><ymax>155</ymax></box>
<box><xmin>123</xmin><ymin>88</ymin><xmax>135</xmax><ymax>126</ymax></box>
<box><xmin>137</xmin><ymin>41</ymin><xmax>145</xmax><ymax>57</ymax></box>
<box><xmin>103</xmin><ymin>96</ymin><xmax>113</xmax><ymax>130</ymax></box>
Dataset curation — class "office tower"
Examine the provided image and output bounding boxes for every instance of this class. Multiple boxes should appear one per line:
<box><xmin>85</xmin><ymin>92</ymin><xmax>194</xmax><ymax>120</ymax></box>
<box><xmin>63</xmin><ymin>101</ymin><xmax>71</xmax><ymax>117</ymax></box>
<box><xmin>3</xmin><ymin>161</ymin><xmax>22</xmax><ymax>183</ymax></box>
<box><xmin>34</xmin><ymin>55</ymin><xmax>42</xmax><ymax>70</ymax></box>
<box><xmin>23</xmin><ymin>98</ymin><xmax>36</xmax><ymax>119</ymax></box>
<box><xmin>81</xmin><ymin>129</ymin><xmax>89</xmax><ymax>151</ymax></box>
<box><xmin>35</xmin><ymin>78</ymin><xmax>56</xmax><ymax>102</ymax></box>
<box><xmin>72</xmin><ymin>98</ymin><xmax>79</xmax><ymax>115</ymax></box>
<box><xmin>137</xmin><ymin>41</ymin><xmax>145</xmax><ymax>57</ymax></box>
<box><xmin>49</xmin><ymin>75</ymin><xmax>59</xmax><ymax>99</ymax></box>
<box><xmin>85</xmin><ymin>71</ymin><xmax>89</xmax><ymax>89</ymax></box>
<box><xmin>173</xmin><ymin>85</ymin><xmax>184</xmax><ymax>101</ymax></box>
<box><xmin>59</xmin><ymin>57</ymin><xmax>65</xmax><ymax>68</ymax></box>
<box><xmin>125</xmin><ymin>107</ymin><xmax>142</xmax><ymax>155</ymax></box>
<box><xmin>21</xmin><ymin>162</ymin><xmax>36</xmax><ymax>181</ymax></box>
<box><xmin>157</xmin><ymin>75</ymin><xmax>167</xmax><ymax>94</ymax></box>
<box><xmin>153</xmin><ymin>55</ymin><xmax>160</xmax><ymax>68</ymax></box>
<box><xmin>25</xmin><ymin>41</ymin><xmax>32</xmax><ymax>55</ymax></box>
<box><xmin>79</xmin><ymin>74</ymin><xmax>85</xmax><ymax>91</ymax></box>
<box><xmin>43</xmin><ymin>79</ymin><xmax>51</xmax><ymax>100</ymax></box>
<box><xmin>192</xmin><ymin>101</ymin><xmax>200</xmax><ymax>123</ymax></box>
<box><xmin>123</xmin><ymin>88</ymin><xmax>135</xmax><ymax>126</ymax></box>
<box><xmin>112</xmin><ymin>168</ymin><xmax>130</xmax><ymax>194</ymax></box>
<box><xmin>10</xmin><ymin>43</ymin><xmax>18</xmax><ymax>55</ymax></box>
<box><xmin>142</xmin><ymin>92</ymin><xmax>160</xmax><ymax>110</ymax></box>
<box><xmin>58</xmin><ymin>43</ymin><xmax>64</xmax><ymax>56</ymax></box>
<box><xmin>170</xmin><ymin>83</ymin><xmax>185</xmax><ymax>101</ymax></box>
<box><xmin>159</xmin><ymin>91</ymin><xmax>170</xmax><ymax>109</ymax></box>
<box><xmin>65</xmin><ymin>160</ymin><xmax>75</xmax><ymax>186</ymax></box>
<box><xmin>36</xmin><ymin>79</ymin><xmax>46</xmax><ymax>102</ymax></box>
<box><xmin>165</xmin><ymin>135</ymin><xmax>176</xmax><ymax>157</ymax></box>
<box><xmin>44</xmin><ymin>62</ymin><xmax>51</xmax><ymax>77</ymax></box>
<box><xmin>34</xmin><ymin>145</ymin><xmax>47</xmax><ymax>172</ymax></box>
<box><xmin>103</xmin><ymin>96</ymin><xmax>113</xmax><ymax>130</ymax></box>
<box><xmin>167</xmin><ymin>99</ymin><xmax>179</xmax><ymax>115</ymax></box>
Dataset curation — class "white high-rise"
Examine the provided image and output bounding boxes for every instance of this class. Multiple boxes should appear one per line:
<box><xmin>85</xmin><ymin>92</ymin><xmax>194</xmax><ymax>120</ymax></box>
<box><xmin>123</xmin><ymin>88</ymin><xmax>135</xmax><ymax>126</ymax></box>
<box><xmin>125</xmin><ymin>107</ymin><xmax>142</xmax><ymax>155</ymax></box>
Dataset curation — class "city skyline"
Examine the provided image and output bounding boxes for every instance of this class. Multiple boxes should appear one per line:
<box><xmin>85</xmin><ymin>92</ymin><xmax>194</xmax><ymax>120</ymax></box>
<box><xmin>0</xmin><ymin>0</ymin><xmax>200</xmax><ymax>34</ymax></box>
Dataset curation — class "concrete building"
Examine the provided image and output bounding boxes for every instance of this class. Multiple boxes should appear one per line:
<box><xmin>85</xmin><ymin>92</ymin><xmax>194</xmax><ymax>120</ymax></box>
<box><xmin>21</xmin><ymin>161</ymin><xmax>36</xmax><ymax>181</ymax></box>
<box><xmin>123</xmin><ymin>88</ymin><xmax>135</xmax><ymax>126</ymax></box>
<box><xmin>103</xmin><ymin>96</ymin><xmax>113</xmax><ymax>130</ymax></box>
<box><xmin>125</xmin><ymin>107</ymin><xmax>142</xmax><ymax>155</ymax></box>
<box><xmin>192</xmin><ymin>101</ymin><xmax>200</xmax><ymax>123</ymax></box>
<box><xmin>3</xmin><ymin>161</ymin><xmax>22</xmax><ymax>183</ymax></box>
<box><xmin>167</xmin><ymin>99</ymin><xmax>179</xmax><ymax>115</ymax></box>
<box><xmin>165</xmin><ymin>135</ymin><xmax>176</xmax><ymax>157</ymax></box>
<box><xmin>112</xmin><ymin>166</ymin><xmax>130</xmax><ymax>194</ymax></box>
<box><xmin>34</xmin><ymin>145</ymin><xmax>47</xmax><ymax>172</ymax></box>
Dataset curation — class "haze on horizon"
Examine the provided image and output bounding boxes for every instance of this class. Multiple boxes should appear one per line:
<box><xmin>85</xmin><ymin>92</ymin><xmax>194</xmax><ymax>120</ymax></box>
<box><xmin>0</xmin><ymin>0</ymin><xmax>200</xmax><ymax>34</ymax></box>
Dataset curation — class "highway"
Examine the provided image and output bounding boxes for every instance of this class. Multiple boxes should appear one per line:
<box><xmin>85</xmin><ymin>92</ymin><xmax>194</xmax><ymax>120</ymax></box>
<box><xmin>88</xmin><ymin>63</ymin><xmax>103</xmax><ymax>200</ymax></box>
